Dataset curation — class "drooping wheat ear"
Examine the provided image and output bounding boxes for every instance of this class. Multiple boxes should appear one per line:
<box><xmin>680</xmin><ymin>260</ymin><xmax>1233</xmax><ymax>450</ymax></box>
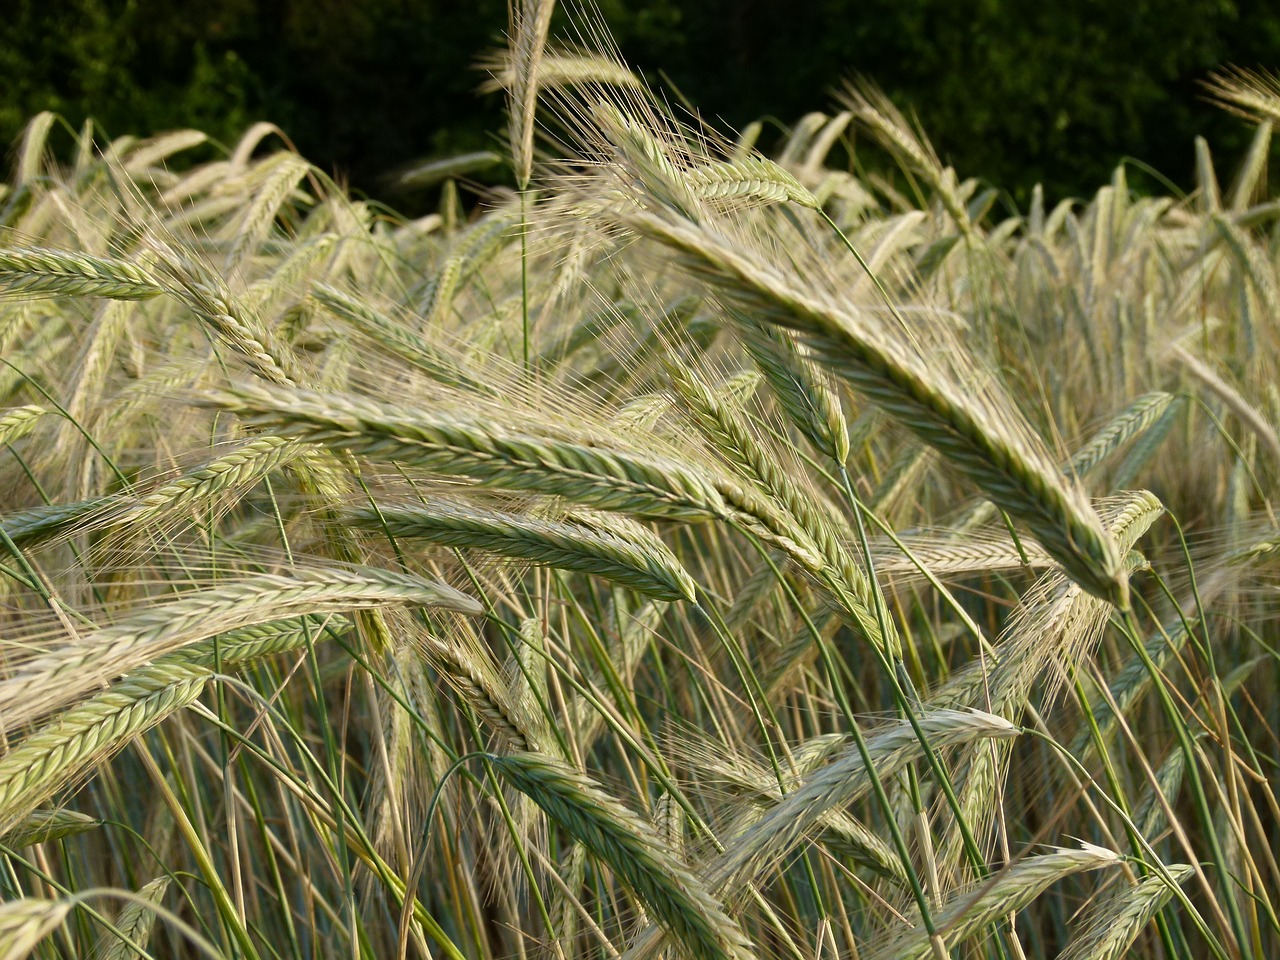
<box><xmin>573</xmin><ymin>597</ymin><xmax>667</xmax><ymax>750</ymax></box>
<box><xmin>620</xmin><ymin>208</ymin><xmax>1126</xmax><ymax>607</ymax></box>
<box><xmin>449</xmin><ymin>206</ymin><xmax>523</xmax><ymax>285</ymax></box>
<box><xmin>507</xmin><ymin>0</ymin><xmax>555</xmax><ymax>188</ymax></box>
<box><xmin>686</xmin><ymin>157</ymin><xmax>819</xmax><ymax>209</ymax></box>
<box><xmin>1073</xmin><ymin>614</ymin><xmax>1194</xmax><ymax>763</ymax></box>
<box><xmin>15</xmin><ymin>111</ymin><xmax>56</xmax><ymax>186</ymax></box>
<box><xmin>0</xmin><ymin>898</ymin><xmax>73</xmax><ymax>959</ymax></box>
<box><xmin>348</xmin><ymin>499</ymin><xmax>696</xmax><ymax>601</ymax></box>
<box><xmin>1057</xmin><ymin>865</ymin><xmax>1194</xmax><ymax>960</ymax></box>
<box><xmin>724</xmin><ymin>550</ymin><xmax>790</xmax><ymax>632</ymax></box>
<box><xmin>1133</xmin><ymin>741</ymin><xmax>1193</xmax><ymax>838</ymax></box>
<box><xmin>763</xmin><ymin>609</ymin><xmax>840</xmax><ymax>699</ymax></box>
<box><xmin>312</xmin><ymin>283</ymin><xmax>491</xmax><ymax>392</ymax></box>
<box><xmin>96</xmin><ymin>876</ymin><xmax>172</xmax><ymax>960</ymax></box>
<box><xmin>1226</xmin><ymin>528</ymin><xmax>1280</xmax><ymax>564</ymax></box>
<box><xmin>735</xmin><ymin>315</ymin><xmax>849</xmax><ymax>463</ymax></box>
<box><xmin>863</xmin><ymin>844</ymin><xmax>1124</xmax><ymax>960</ymax></box>
<box><xmin>1169</xmin><ymin>341</ymin><xmax>1280</xmax><ymax>464</ymax></box>
<box><xmin>706</xmin><ymin>710</ymin><xmax>1019</xmax><ymax>899</ymax></box>
<box><xmin>201</xmin><ymin>381</ymin><xmax>732</xmax><ymax>522</ymax></box>
<box><xmin>150</xmin><ymin>242</ymin><xmax>301</xmax><ymax>386</ymax></box>
<box><xmin>0</xmin><ymin>567</ymin><xmax>480</xmax><ymax>731</ymax></box>
<box><xmin>0</xmin><ymin>809</ymin><xmax>100</xmax><ymax>849</ymax></box>
<box><xmin>664</xmin><ymin>361</ymin><xmax>823</xmax><ymax>562</ymax></box>
<box><xmin>123</xmin><ymin>129</ymin><xmax>209</xmax><ymax>172</ymax></box>
<box><xmin>417</xmin><ymin>630</ymin><xmax>551</xmax><ymax>753</ymax></box>
<box><xmin>228</xmin><ymin>152</ymin><xmax>312</xmax><ymax>265</ymax></box>
<box><xmin>546</xmin><ymin>840</ymin><xmax>587</xmax><ymax>953</ymax></box>
<box><xmin>1</xmin><ymin>498</ymin><xmax>109</xmax><ymax>548</ymax></box>
<box><xmin>0</xmin><ymin>661</ymin><xmax>209</xmax><ymax>836</ymax></box>
<box><xmin>168</xmin><ymin>614</ymin><xmax>351</xmax><ymax>669</ymax></box>
<box><xmin>665</xmin><ymin>361</ymin><xmax>895</xmax><ymax>654</ymax></box>
<box><xmin>1211</xmin><ymin>212</ymin><xmax>1280</xmax><ymax>326</ymax></box>
<box><xmin>592</xmin><ymin>101</ymin><xmax>702</xmax><ymax>221</ymax></box>
<box><xmin>1066</xmin><ymin>391</ymin><xmax>1176</xmax><ymax>479</ymax></box>
<box><xmin>115</xmin><ymin>436</ymin><xmax>301</xmax><ymax>526</ymax></box>
<box><xmin>1204</xmin><ymin>68</ymin><xmax>1280</xmax><ymax>126</ymax></box>
<box><xmin>690</xmin><ymin>742</ymin><xmax>908</xmax><ymax>885</ymax></box>
<box><xmin>837</xmin><ymin>82</ymin><xmax>971</xmax><ymax>234</ymax></box>
<box><xmin>0</xmin><ymin>404</ymin><xmax>47</xmax><ymax>445</ymax></box>
<box><xmin>0</xmin><ymin>246</ymin><xmax>163</xmax><ymax>300</ymax></box>
<box><xmin>940</xmin><ymin>492</ymin><xmax>1161</xmax><ymax>717</ymax></box>
<box><xmin>873</xmin><ymin>534</ymin><xmax>1053</xmax><ymax>577</ymax></box>
<box><xmin>492</xmin><ymin>752</ymin><xmax>755</xmax><ymax>960</ymax></box>
<box><xmin>420</xmin><ymin>256</ymin><xmax>463</xmax><ymax>328</ymax></box>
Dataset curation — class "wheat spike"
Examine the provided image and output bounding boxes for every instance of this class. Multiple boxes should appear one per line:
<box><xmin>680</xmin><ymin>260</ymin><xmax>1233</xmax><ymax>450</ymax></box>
<box><xmin>1058</xmin><ymin>866</ymin><xmax>1194</xmax><ymax>960</ymax></box>
<box><xmin>0</xmin><ymin>246</ymin><xmax>163</xmax><ymax>300</ymax></box>
<box><xmin>493</xmin><ymin>752</ymin><xmax>755</xmax><ymax>960</ymax></box>
<box><xmin>0</xmin><ymin>661</ymin><xmax>209</xmax><ymax>836</ymax></box>
<box><xmin>97</xmin><ymin>877</ymin><xmax>172</xmax><ymax>960</ymax></box>
<box><xmin>0</xmin><ymin>566</ymin><xmax>480</xmax><ymax>730</ymax></box>
<box><xmin>618</xmin><ymin>207</ymin><xmax>1127</xmax><ymax>607</ymax></box>
<box><xmin>201</xmin><ymin>381</ymin><xmax>733</xmax><ymax>522</ymax></box>
<box><xmin>0</xmin><ymin>405</ymin><xmax>47</xmax><ymax>445</ymax></box>
<box><xmin>350</xmin><ymin>498</ymin><xmax>695</xmax><ymax>600</ymax></box>
<box><xmin>0</xmin><ymin>809</ymin><xmax>100</xmax><ymax>849</ymax></box>
<box><xmin>862</xmin><ymin>844</ymin><xmax>1124</xmax><ymax>960</ymax></box>
<box><xmin>0</xmin><ymin>898</ymin><xmax>73</xmax><ymax>960</ymax></box>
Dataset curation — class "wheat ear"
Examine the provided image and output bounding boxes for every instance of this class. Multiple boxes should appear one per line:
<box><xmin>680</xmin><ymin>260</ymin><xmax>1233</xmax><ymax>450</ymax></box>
<box><xmin>311</xmin><ymin>283</ymin><xmax>491</xmax><ymax>392</ymax></box>
<box><xmin>708</xmin><ymin>710</ymin><xmax>1019</xmax><ymax>899</ymax></box>
<box><xmin>0</xmin><ymin>661</ymin><xmax>209</xmax><ymax>836</ymax></box>
<box><xmin>0</xmin><ymin>898</ymin><xmax>74</xmax><ymax>959</ymax></box>
<box><xmin>0</xmin><ymin>567</ymin><xmax>479</xmax><ymax>730</ymax></box>
<box><xmin>348</xmin><ymin>499</ymin><xmax>695</xmax><ymax>601</ymax></box>
<box><xmin>0</xmin><ymin>405</ymin><xmax>47</xmax><ymax>445</ymax></box>
<box><xmin>96</xmin><ymin>877</ymin><xmax>172</xmax><ymax>960</ymax></box>
<box><xmin>201</xmin><ymin>381</ymin><xmax>733</xmax><ymax>522</ymax></box>
<box><xmin>1057</xmin><ymin>865</ymin><xmax>1194</xmax><ymax>960</ymax></box>
<box><xmin>0</xmin><ymin>246</ymin><xmax>162</xmax><ymax>300</ymax></box>
<box><xmin>862</xmin><ymin>844</ymin><xmax>1124</xmax><ymax>960</ymax></box>
<box><xmin>0</xmin><ymin>809</ymin><xmax>100</xmax><ymax>849</ymax></box>
<box><xmin>736</xmin><ymin>317</ymin><xmax>850</xmax><ymax>463</ymax></box>
<box><xmin>621</xmin><ymin>209</ymin><xmax>1126</xmax><ymax>606</ymax></box>
<box><xmin>493</xmin><ymin>752</ymin><xmax>754</xmax><ymax>960</ymax></box>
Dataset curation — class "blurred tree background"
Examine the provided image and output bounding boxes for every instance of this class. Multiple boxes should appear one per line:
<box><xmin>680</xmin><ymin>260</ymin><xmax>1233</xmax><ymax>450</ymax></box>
<box><xmin>3</xmin><ymin>0</ymin><xmax>1279</xmax><ymax>205</ymax></box>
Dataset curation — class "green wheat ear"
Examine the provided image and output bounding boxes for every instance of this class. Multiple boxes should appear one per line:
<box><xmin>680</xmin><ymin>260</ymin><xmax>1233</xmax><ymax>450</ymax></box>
<box><xmin>493</xmin><ymin>752</ymin><xmax>755</xmax><ymax>960</ymax></box>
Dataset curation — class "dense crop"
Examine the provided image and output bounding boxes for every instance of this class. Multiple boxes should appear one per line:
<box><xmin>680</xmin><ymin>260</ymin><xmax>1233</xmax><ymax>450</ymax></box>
<box><xmin>0</xmin><ymin>14</ymin><xmax>1277</xmax><ymax>960</ymax></box>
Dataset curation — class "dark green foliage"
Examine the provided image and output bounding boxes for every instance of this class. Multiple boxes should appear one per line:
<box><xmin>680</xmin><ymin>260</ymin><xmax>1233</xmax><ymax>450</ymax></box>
<box><xmin>2</xmin><ymin>0</ymin><xmax>1279</xmax><ymax>200</ymax></box>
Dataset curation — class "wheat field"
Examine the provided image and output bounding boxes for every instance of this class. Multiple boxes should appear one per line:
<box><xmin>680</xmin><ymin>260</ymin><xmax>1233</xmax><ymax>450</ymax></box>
<box><xmin>0</xmin><ymin>8</ymin><xmax>1276</xmax><ymax>960</ymax></box>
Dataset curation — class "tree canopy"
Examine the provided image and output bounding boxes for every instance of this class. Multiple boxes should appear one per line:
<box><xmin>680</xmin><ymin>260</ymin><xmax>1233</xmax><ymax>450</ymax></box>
<box><xmin>3</xmin><ymin>0</ymin><xmax>1277</xmax><ymax>201</ymax></box>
